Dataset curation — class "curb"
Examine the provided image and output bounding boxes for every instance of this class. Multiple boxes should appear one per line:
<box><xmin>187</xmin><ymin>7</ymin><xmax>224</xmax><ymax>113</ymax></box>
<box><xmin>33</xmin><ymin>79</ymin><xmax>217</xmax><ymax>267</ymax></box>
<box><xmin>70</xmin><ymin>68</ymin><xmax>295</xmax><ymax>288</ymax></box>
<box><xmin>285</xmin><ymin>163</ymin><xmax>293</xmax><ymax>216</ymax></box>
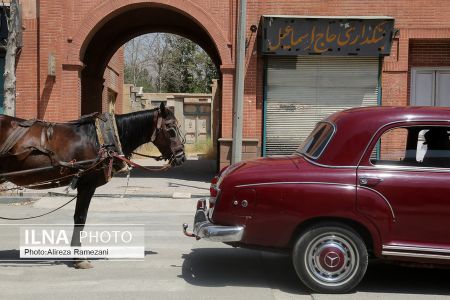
<box><xmin>0</xmin><ymin>196</ymin><xmax>40</xmax><ymax>205</ymax></box>
<box><xmin>48</xmin><ymin>192</ymin><xmax>209</xmax><ymax>199</ymax></box>
<box><xmin>0</xmin><ymin>192</ymin><xmax>209</xmax><ymax>204</ymax></box>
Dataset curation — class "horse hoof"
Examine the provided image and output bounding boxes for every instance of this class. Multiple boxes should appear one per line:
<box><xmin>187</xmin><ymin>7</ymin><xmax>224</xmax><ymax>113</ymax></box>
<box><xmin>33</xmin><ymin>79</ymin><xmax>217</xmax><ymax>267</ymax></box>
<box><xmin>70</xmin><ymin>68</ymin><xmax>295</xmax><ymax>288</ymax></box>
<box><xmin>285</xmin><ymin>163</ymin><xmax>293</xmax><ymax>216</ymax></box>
<box><xmin>73</xmin><ymin>260</ymin><xmax>93</xmax><ymax>269</ymax></box>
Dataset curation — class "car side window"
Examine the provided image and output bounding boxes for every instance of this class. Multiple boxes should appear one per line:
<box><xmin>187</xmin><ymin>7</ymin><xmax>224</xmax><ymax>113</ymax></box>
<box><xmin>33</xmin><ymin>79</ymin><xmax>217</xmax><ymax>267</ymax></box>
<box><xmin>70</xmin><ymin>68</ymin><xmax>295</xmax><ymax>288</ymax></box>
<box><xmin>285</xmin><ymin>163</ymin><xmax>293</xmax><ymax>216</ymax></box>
<box><xmin>371</xmin><ymin>128</ymin><xmax>410</xmax><ymax>166</ymax></box>
<box><xmin>420</xmin><ymin>128</ymin><xmax>450</xmax><ymax>168</ymax></box>
<box><xmin>370</xmin><ymin>126</ymin><xmax>450</xmax><ymax>168</ymax></box>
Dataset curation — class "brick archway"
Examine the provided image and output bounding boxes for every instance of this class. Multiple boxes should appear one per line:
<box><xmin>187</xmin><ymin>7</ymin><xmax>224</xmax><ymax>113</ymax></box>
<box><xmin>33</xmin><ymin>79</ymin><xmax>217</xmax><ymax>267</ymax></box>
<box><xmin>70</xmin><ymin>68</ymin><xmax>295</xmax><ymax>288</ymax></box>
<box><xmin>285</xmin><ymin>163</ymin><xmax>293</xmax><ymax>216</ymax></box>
<box><xmin>65</xmin><ymin>0</ymin><xmax>232</xmax><ymax>70</ymax></box>
<box><xmin>63</xmin><ymin>0</ymin><xmax>234</xmax><ymax>118</ymax></box>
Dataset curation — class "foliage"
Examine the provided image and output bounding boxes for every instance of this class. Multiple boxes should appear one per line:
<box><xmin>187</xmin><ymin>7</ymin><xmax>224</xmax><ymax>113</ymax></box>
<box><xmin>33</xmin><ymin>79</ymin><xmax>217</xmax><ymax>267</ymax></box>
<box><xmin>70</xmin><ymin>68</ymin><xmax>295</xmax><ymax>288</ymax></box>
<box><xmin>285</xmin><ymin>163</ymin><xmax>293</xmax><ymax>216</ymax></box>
<box><xmin>124</xmin><ymin>66</ymin><xmax>154</xmax><ymax>92</ymax></box>
<box><xmin>124</xmin><ymin>33</ymin><xmax>218</xmax><ymax>93</ymax></box>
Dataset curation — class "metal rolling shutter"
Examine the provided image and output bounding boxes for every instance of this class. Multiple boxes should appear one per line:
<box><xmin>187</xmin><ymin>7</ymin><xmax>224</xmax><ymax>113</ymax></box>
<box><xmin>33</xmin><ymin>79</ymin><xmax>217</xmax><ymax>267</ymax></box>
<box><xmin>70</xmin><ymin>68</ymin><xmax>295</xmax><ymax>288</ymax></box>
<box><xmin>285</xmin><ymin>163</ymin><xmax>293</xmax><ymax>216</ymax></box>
<box><xmin>265</xmin><ymin>56</ymin><xmax>379</xmax><ymax>156</ymax></box>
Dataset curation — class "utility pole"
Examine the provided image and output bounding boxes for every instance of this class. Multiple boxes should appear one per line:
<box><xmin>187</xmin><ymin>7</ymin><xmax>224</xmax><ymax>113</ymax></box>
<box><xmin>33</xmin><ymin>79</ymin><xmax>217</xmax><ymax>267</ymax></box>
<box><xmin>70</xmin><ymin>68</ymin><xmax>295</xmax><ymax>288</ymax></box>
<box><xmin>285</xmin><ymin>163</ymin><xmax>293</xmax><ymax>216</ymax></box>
<box><xmin>231</xmin><ymin>0</ymin><xmax>246</xmax><ymax>164</ymax></box>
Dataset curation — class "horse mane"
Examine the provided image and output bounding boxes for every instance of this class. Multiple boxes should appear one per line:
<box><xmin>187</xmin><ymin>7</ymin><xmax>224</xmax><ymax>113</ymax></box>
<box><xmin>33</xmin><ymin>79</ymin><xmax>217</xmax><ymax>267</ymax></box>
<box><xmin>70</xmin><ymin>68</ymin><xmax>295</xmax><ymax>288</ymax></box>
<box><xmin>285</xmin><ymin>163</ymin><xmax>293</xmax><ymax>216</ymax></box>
<box><xmin>115</xmin><ymin>108</ymin><xmax>159</xmax><ymax>157</ymax></box>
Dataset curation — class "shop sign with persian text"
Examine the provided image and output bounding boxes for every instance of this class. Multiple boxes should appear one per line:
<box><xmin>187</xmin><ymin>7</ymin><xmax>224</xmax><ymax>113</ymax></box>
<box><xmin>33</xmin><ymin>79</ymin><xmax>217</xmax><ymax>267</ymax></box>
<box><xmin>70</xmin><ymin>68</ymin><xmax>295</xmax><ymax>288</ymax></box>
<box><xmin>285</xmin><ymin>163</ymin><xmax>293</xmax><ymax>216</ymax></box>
<box><xmin>261</xmin><ymin>16</ymin><xmax>395</xmax><ymax>56</ymax></box>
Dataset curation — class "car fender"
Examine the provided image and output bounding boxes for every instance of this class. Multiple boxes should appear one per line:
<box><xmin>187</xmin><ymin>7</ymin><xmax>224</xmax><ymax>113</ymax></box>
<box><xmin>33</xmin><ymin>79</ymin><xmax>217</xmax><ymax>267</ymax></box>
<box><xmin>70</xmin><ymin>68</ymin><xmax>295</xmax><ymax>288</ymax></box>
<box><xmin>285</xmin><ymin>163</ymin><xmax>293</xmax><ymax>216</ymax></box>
<box><xmin>243</xmin><ymin>182</ymin><xmax>383</xmax><ymax>254</ymax></box>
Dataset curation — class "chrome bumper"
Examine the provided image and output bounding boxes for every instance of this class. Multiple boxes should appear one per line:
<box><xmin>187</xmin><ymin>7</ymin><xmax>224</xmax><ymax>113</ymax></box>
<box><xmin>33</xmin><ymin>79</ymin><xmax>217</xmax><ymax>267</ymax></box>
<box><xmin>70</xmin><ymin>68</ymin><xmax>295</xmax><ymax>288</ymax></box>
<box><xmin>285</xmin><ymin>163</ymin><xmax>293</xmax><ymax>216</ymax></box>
<box><xmin>183</xmin><ymin>199</ymin><xmax>244</xmax><ymax>242</ymax></box>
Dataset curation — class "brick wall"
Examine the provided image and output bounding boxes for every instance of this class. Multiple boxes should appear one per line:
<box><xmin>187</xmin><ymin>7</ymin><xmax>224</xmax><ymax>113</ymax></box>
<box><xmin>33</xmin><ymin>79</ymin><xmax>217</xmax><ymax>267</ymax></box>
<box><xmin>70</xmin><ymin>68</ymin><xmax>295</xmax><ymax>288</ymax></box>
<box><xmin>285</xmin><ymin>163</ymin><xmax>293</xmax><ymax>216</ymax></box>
<box><xmin>15</xmin><ymin>0</ymin><xmax>124</xmax><ymax>121</ymax></box>
<box><xmin>102</xmin><ymin>47</ymin><xmax>124</xmax><ymax>114</ymax></box>
<box><xmin>16</xmin><ymin>18</ymin><xmax>38</xmax><ymax>119</ymax></box>
<box><xmin>12</xmin><ymin>0</ymin><xmax>450</xmax><ymax>165</ymax></box>
<box><xmin>379</xmin><ymin>128</ymin><xmax>408</xmax><ymax>161</ymax></box>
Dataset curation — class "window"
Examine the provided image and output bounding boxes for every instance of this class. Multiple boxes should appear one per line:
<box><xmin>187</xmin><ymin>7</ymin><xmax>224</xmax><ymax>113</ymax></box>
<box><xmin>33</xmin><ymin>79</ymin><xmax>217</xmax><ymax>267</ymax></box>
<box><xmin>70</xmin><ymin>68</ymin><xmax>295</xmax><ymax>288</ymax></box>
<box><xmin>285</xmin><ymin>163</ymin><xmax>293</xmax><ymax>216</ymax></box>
<box><xmin>370</xmin><ymin>126</ymin><xmax>450</xmax><ymax>168</ymax></box>
<box><xmin>297</xmin><ymin>122</ymin><xmax>335</xmax><ymax>159</ymax></box>
<box><xmin>411</xmin><ymin>68</ymin><xmax>450</xmax><ymax>106</ymax></box>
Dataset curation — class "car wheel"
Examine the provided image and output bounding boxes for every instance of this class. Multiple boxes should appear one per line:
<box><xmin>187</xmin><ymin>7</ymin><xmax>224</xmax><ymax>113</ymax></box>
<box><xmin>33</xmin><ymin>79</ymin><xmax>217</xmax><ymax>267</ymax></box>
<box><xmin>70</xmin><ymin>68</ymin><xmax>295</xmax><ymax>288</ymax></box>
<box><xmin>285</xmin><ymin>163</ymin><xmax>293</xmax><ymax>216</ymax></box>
<box><xmin>292</xmin><ymin>224</ymin><xmax>368</xmax><ymax>293</ymax></box>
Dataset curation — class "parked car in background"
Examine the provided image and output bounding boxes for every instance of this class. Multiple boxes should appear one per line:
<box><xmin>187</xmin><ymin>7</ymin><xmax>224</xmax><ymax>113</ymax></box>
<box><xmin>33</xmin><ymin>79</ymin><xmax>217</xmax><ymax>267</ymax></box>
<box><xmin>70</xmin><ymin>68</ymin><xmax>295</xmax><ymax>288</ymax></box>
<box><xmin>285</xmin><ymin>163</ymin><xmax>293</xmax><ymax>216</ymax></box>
<box><xmin>183</xmin><ymin>106</ymin><xmax>450</xmax><ymax>293</ymax></box>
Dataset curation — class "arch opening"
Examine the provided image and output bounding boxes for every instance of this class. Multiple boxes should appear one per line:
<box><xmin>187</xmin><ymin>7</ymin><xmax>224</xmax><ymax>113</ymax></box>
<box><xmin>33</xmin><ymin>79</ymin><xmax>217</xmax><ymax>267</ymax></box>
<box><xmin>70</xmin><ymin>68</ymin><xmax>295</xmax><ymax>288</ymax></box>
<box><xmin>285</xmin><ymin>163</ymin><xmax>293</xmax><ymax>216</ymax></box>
<box><xmin>80</xmin><ymin>4</ymin><xmax>224</xmax><ymax>115</ymax></box>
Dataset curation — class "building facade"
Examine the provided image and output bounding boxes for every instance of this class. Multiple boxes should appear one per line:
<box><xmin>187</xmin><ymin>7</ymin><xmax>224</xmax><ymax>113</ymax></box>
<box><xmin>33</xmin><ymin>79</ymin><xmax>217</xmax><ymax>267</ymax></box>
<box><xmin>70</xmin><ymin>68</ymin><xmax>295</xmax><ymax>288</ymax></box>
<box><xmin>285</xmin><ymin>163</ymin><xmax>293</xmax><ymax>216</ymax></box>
<box><xmin>4</xmin><ymin>1</ymin><xmax>450</xmax><ymax>168</ymax></box>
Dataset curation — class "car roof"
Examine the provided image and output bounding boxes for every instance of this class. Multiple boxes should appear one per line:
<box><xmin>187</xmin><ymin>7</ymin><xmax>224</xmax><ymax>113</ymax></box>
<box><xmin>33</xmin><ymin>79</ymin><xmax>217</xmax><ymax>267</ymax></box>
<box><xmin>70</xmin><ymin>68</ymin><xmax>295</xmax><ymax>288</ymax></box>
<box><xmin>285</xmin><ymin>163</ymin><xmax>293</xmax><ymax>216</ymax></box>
<box><xmin>315</xmin><ymin>106</ymin><xmax>450</xmax><ymax>166</ymax></box>
<box><xmin>328</xmin><ymin>106</ymin><xmax>450</xmax><ymax>125</ymax></box>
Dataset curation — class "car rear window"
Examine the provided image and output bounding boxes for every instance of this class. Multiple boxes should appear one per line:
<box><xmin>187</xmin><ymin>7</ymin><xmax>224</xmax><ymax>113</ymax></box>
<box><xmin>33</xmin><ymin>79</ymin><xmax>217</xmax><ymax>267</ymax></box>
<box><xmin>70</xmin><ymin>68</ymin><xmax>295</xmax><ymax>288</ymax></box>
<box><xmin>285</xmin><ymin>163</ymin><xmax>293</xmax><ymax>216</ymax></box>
<box><xmin>297</xmin><ymin>122</ymin><xmax>335</xmax><ymax>159</ymax></box>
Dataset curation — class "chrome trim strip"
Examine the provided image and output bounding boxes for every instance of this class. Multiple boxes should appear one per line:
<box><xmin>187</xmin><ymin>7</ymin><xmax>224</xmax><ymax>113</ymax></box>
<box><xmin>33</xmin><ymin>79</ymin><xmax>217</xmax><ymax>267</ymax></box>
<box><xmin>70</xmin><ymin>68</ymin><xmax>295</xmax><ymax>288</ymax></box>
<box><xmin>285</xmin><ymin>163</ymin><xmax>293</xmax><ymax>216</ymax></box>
<box><xmin>382</xmin><ymin>251</ymin><xmax>450</xmax><ymax>260</ymax></box>
<box><xmin>383</xmin><ymin>245</ymin><xmax>450</xmax><ymax>254</ymax></box>
<box><xmin>301</xmin><ymin>153</ymin><xmax>450</xmax><ymax>172</ymax></box>
<box><xmin>358</xmin><ymin>120</ymin><xmax>450</xmax><ymax>167</ymax></box>
<box><xmin>300</xmin><ymin>154</ymin><xmax>357</xmax><ymax>169</ymax></box>
<box><xmin>359</xmin><ymin>165</ymin><xmax>450</xmax><ymax>173</ymax></box>
<box><xmin>235</xmin><ymin>181</ymin><xmax>355</xmax><ymax>188</ymax></box>
<box><xmin>298</xmin><ymin>121</ymin><xmax>337</xmax><ymax>160</ymax></box>
<box><xmin>358</xmin><ymin>186</ymin><xmax>396</xmax><ymax>221</ymax></box>
<box><xmin>235</xmin><ymin>181</ymin><xmax>397</xmax><ymax>222</ymax></box>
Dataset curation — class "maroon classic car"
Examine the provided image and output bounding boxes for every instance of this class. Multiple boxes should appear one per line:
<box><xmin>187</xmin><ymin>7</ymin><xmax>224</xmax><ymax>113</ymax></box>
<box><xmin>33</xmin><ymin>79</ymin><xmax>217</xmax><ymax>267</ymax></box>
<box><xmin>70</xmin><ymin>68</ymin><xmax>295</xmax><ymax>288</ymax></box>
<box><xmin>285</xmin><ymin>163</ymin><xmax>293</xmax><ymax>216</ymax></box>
<box><xmin>183</xmin><ymin>106</ymin><xmax>450</xmax><ymax>293</ymax></box>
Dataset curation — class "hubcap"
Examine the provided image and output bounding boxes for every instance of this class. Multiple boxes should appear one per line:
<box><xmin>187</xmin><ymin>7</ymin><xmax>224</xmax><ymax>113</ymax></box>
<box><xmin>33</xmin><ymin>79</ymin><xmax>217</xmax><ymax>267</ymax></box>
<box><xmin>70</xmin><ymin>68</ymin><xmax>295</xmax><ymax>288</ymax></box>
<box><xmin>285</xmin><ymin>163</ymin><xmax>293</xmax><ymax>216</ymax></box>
<box><xmin>304</xmin><ymin>233</ymin><xmax>359</xmax><ymax>286</ymax></box>
<box><xmin>318</xmin><ymin>244</ymin><xmax>345</xmax><ymax>271</ymax></box>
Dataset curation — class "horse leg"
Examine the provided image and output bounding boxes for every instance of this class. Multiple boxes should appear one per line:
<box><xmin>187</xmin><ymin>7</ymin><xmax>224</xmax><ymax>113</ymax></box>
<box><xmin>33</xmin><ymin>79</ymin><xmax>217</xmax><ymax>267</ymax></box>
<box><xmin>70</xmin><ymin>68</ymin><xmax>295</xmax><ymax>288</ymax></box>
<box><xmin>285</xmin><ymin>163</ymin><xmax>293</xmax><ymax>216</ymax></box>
<box><xmin>70</xmin><ymin>183</ymin><xmax>96</xmax><ymax>269</ymax></box>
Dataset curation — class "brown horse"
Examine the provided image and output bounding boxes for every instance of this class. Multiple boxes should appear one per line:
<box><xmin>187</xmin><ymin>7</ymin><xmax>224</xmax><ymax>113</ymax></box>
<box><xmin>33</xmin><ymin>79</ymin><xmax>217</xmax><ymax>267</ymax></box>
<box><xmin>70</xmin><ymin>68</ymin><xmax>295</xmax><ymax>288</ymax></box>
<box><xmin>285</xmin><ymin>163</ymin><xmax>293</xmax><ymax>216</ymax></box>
<box><xmin>0</xmin><ymin>102</ymin><xmax>185</xmax><ymax>268</ymax></box>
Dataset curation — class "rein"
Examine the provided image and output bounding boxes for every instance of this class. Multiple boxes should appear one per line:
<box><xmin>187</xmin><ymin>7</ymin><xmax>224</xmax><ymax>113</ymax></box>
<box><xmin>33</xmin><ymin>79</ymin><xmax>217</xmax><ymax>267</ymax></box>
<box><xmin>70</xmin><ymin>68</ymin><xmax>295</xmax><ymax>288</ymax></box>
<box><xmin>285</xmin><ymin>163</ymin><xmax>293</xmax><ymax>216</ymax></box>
<box><xmin>0</xmin><ymin>152</ymin><xmax>171</xmax><ymax>220</ymax></box>
<box><xmin>0</xmin><ymin>152</ymin><xmax>169</xmax><ymax>220</ymax></box>
<box><xmin>131</xmin><ymin>151</ymin><xmax>163</xmax><ymax>161</ymax></box>
<box><xmin>0</xmin><ymin>159</ymin><xmax>106</xmax><ymax>192</ymax></box>
<box><xmin>0</xmin><ymin>195</ymin><xmax>78</xmax><ymax>220</ymax></box>
<box><xmin>111</xmin><ymin>153</ymin><xmax>171</xmax><ymax>172</ymax></box>
<box><xmin>0</xmin><ymin>156</ymin><xmax>108</xmax><ymax>220</ymax></box>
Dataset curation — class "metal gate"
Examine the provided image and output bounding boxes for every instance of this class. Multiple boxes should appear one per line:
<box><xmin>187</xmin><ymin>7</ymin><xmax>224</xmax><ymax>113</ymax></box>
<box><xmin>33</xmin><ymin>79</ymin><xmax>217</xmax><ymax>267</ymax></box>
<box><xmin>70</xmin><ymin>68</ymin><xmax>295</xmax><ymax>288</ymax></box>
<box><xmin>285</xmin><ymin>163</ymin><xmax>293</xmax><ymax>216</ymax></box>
<box><xmin>264</xmin><ymin>56</ymin><xmax>380</xmax><ymax>156</ymax></box>
<box><xmin>183</xmin><ymin>104</ymin><xmax>211</xmax><ymax>144</ymax></box>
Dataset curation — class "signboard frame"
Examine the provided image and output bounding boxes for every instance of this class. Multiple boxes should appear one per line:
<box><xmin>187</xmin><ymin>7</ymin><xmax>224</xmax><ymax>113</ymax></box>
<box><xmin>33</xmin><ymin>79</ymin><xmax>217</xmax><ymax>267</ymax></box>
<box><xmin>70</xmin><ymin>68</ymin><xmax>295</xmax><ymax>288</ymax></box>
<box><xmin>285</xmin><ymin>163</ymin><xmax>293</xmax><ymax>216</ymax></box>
<box><xmin>261</xmin><ymin>16</ymin><xmax>395</xmax><ymax>56</ymax></box>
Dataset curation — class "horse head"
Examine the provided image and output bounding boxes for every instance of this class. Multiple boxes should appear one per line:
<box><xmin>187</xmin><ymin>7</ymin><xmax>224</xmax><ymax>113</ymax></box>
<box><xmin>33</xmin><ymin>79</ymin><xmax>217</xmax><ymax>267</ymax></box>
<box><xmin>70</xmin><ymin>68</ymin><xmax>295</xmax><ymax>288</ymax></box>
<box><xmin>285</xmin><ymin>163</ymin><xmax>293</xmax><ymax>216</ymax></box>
<box><xmin>152</xmin><ymin>102</ymin><xmax>186</xmax><ymax>166</ymax></box>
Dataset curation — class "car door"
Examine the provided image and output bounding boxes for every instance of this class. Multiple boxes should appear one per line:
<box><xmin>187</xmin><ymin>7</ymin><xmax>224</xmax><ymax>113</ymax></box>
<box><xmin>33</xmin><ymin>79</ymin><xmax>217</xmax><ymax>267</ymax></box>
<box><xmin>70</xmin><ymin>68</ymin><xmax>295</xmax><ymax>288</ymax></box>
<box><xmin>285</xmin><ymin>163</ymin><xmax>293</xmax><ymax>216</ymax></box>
<box><xmin>356</xmin><ymin>123</ymin><xmax>450</xmax><ymax>255</ymax></box>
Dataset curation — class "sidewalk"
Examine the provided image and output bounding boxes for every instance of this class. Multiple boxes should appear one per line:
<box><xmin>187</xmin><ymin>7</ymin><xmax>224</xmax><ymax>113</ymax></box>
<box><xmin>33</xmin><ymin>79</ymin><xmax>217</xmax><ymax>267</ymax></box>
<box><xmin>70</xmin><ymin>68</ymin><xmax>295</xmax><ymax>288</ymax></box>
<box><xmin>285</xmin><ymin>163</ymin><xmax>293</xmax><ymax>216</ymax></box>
<box><xmin>0</xmin><ymin>157</ymin><xmax>217</xmax><ymax>203</ymax></box>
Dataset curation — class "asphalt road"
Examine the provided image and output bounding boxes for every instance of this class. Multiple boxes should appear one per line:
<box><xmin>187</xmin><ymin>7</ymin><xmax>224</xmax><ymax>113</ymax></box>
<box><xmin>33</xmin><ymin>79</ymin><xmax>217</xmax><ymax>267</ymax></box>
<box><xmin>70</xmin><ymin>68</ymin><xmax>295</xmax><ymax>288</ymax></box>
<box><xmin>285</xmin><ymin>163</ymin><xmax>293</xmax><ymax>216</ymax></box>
<box><xmin>0</xmin><ymin>196</ymin><xmax>449</xmax><ymax>300</ymax></box>
<box><xmin>1</xmin><ymin>158</ymin><xmax>450</xmax><ymax>299</ymax></box>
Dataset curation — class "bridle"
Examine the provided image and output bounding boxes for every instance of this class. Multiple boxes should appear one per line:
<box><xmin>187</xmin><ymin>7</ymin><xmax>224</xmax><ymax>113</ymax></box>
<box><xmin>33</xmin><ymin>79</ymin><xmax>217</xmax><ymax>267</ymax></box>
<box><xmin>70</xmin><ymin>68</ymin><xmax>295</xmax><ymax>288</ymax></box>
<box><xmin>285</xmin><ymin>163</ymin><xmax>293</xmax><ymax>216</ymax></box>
<box><xmin>145</xmin><ymin>108</ymin><xmax>185</xmax><ymax>164</ymax></box>
<box><xmin>150</xmin><ymin>111</ymin><xmax>163</xmax><ymax>143</ymax></box>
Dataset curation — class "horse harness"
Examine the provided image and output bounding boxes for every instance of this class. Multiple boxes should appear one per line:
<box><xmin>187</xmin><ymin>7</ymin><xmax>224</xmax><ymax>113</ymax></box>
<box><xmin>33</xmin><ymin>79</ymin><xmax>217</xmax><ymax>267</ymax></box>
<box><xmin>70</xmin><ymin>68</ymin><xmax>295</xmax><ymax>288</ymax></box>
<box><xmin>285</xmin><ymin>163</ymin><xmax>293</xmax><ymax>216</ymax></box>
<box><xmin>0</xmin><ymin>119</ymin><xmax>56</xmax><ymax>161</ymax></box>
<box><xmin>0</xmin><ymin>110</ymin><xmax>172</xmax><ymax>190</ymax></box>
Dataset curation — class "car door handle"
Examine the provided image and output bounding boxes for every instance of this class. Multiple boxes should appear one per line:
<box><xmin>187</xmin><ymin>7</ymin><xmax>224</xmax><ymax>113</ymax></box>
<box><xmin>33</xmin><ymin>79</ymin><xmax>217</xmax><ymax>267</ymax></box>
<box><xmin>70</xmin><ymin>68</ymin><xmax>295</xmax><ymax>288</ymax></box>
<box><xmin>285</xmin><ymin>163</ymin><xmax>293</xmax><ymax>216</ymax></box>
<box><xmin>359</xmin><ymin>176</ymin><xmax>383</xmax><ymax>186</ymax></box>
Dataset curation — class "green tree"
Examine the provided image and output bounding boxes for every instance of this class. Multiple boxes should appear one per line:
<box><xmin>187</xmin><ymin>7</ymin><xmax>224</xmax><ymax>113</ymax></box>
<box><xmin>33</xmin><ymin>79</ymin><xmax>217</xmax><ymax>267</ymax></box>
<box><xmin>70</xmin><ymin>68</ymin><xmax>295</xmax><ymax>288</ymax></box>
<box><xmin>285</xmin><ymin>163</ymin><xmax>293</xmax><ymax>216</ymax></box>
<box><xmin>160</xmin><ymin>35</ymin><xmax>196</xmax><ymax>93</ymax></box>
<box><xmin>124</xmin><ymin>66</ymin><xmax>154</xmax><ymax>92</ymax></box>
<box><xmin>124</xmin><ymin>33</ymin><xmax>218</xmax><ymax>93</ymax></box>
<box><xmin>194</xmin><ymin>49</ymin><xmax>219</xmax><ymax>93</ymax></box>
<box><xmin>124</xmin><ymin>34</ymin><xmax>159</xmax><ymax>92</ymax></box>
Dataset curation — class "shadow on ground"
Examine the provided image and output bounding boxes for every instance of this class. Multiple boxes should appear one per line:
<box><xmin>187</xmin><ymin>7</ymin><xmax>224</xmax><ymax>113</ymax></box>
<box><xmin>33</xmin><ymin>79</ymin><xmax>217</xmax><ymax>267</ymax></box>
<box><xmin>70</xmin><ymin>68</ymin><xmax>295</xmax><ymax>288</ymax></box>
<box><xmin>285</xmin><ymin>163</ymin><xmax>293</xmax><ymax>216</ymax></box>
<box><xmin>0</xmin><ymin>249</ymin><xmax>157</xmax><ymax>267</ymax></box>
<box><xmin>358</xmin><ymin>261</ymin><xmax>450</xmax><ymax>295</ymax></box>
<box><xmin>117</xmin><ymin>159</ymin><xmax>217</xmax><ymax>182</ymax></box>
<box><xmin>181</xmin><ymin>247</ymin><xmax>450</xmax><ymax>296</ymax></box>
<box><xmin>0</xmin><ymin>249</ymin><xmax>68</xmax><ymax>267</ymax></box>
<box><xmin>180</xmin><ymin>247</ymin><xmax>308</xmax><ymax>295</ymax></box>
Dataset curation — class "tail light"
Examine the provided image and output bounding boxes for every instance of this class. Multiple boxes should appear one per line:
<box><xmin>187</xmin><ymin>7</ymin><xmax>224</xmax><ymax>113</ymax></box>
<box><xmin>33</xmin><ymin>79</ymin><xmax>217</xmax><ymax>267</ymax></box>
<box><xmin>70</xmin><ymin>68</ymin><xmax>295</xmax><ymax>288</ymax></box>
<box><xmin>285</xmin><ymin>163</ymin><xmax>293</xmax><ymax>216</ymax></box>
<box><xmin>210</xmin><ymin>176</ymin><xmax>218</xmax><ymax>197</ymax></box>
<box><xmin>209</xmin><ymin>175</ymin><xmax>219</xmax><ymax>208</ymax></box>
